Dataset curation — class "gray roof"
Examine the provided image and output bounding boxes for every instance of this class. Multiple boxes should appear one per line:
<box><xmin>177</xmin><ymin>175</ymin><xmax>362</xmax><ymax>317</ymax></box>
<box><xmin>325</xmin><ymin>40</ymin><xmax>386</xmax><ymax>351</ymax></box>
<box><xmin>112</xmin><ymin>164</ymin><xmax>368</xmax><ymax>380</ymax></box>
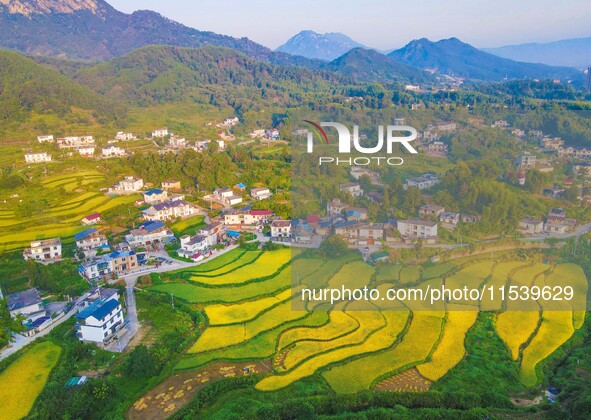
<box><xmin>7</xmin><ymin>288</ymin><xmax>42</xmax><ymax>311</ymax></box>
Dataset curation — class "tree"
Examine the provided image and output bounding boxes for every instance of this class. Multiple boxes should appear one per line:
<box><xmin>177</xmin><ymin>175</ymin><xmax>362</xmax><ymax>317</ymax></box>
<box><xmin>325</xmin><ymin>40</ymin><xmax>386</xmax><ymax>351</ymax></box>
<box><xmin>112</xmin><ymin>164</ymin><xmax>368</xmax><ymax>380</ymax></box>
<box><xmin>320</xmin><ymin>235</ymin><xmax>348</xmax><ymax>258</ymax></box>
<box><xmin>123</xmin><ymin>345</ymin><xmax>159</xmax><ymax>378</ymax></box>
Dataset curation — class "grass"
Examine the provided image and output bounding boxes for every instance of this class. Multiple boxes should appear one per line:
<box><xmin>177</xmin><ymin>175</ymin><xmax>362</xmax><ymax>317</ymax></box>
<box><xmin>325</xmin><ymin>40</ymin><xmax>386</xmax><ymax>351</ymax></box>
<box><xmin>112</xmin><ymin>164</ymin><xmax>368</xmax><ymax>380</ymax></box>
<box><xmin>417</xmin><ymin>307</ymin><xmax>478</xmax><ymax>381</ymax></box>
<box><xmin>0</xmin><ymin>342</ymin><xmax>62</xmax><ymax>420</ymax></box>
<box><xmin>321</xmin><ymin>311</ymin><xmax>442</xmax><ymax>394</ymax></box>
<box><xmin>399</xmin><ymin>265</ymin><xmax>422</xmax><ymax>284</ymax></box>
<box><xmin>170</xmin><ymin>215</ymin><xmax>206</xmax><ymax>237</ymax></box>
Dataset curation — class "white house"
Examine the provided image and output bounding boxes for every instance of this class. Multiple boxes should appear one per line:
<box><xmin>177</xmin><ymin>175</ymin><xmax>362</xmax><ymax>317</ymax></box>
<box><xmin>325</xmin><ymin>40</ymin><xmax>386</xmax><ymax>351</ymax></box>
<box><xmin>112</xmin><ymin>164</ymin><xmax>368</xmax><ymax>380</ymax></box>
<box><xmin>7</xmin><ymin>288</ymin><xmax>45</xmax><ymax>321</ymax></box>
<box><xmin>78</xmin><ymin>251</ymin><xmax>138</xmax><ymax>281</ymax></box>
<box><xmin>168</xmin><ymin>136</ymin><xmax>187</xmax><ymax>148</ymax></box>
<box><xmin>271</xmin><ymin>220</ymin><xmax>292</xmax><ymax>239</ymax></box>
<box><xmin>152</xmin><ymin>128</ymin><xmax>169</xmax><ymax>138</ymax></box>
<box><xmin>81</xmin><ymin>213</ymin><xmax>102</xmax><ymax>225</ymax></box>
<box><xmin>75</xmin><ymin>228</ymin><xmax>108</xmax><ymax>251</ymax></box>
<box><xmin>75</xmin><ymin>298</ymin><xmax>124</xmax><ymax>344</ymax></box>
<box><xmin>23</xmin><ymin>238</ymin><xmax>62</xmax><ymax>261</ymax></box>
<box><xmin>57</xmin><ymin>136</ymin><xmax>95</xmax><ymax>149</ymax></box>
<box><xmin>396</xmin><ymin>219</ymin><xmax>438</xmax><ymax>240</ymax></box>
<box><xmin>115</xmin><ymin>132</ymin><xmax>135</xmax><ymax>141</ymax></box>
<box><xmin>108</xmin><ymin>176</ymin><xmax>144</xmax><ymax>194</ymax></box>
<box><xmin>403</xmin><ymin>174</ymin><xmax>440</xmax><ymax>190</ymax></box>
<box><xmin>125</xmin><ymin>221</ymin><xmax>175</xmax><ymax>247</ymax></box>
<box><xmin>143</xmin><ymin>189</ymin><xmax>168</xmax><ymax>204</ymax></box>
<box><xmin>37</xmin><ymin>135</ymin><xmax>54</xmax><ymax>143</ymax></box>
<box><xmin>339</xmin><ymin>182</ymin><xmax>364</xmax><ymax>197</ymax></box>
<box><xmin>102</xmin><ymin>145</ymin><xmax>126</xmax><ymax>158</ymax></box>
<box><xmin>142</xmin><ymin>200</ymin><xmax>198</xmax><ymax>221</ymax></box>
<box><xmin>24</xmin><ymin>152</ymin><xmax>51</xmax><ymax>163</ymax></box>
<box><xmin>250</xmin><ymin>187</ymin><xmax>272</xmax><ymax>201</ymax></box>
<box><xmin>78</xmin><ymin>147</ymin><xmax>95</xmax><ymax>157</ymax></box>
<box><xmin>213</xmin><ymin>187</ymin><xmax>242</xmax><ymax>206</ymax></box>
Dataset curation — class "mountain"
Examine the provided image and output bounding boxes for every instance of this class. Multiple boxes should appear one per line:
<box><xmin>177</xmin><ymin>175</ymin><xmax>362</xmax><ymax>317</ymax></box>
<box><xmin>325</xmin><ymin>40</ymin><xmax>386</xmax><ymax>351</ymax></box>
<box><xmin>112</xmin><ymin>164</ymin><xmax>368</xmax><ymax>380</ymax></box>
<box><xmin>276</xmin><ymin>30</ymin><xmax>366</xmax><ymax>61</ymax></box>
<box><xmin>0</xmin><ymin>49</ymin><xmax>123</xmax><ymax>123</ymax></box>
<box><xmin>0</xmin><ymin>0</ymin><xmax>277</xmax><ymax>61</ymax></box>
<box><xmin>388</xmin><ymin>37</ymin><xmax>582</xmax><ymax>82</ymax></box>
<box><xmin>324</xmin><ymin>48</ymin><xmax>433</xmax><ymax>84</ymax></box>
<box><xmin>484</xmin><ymin>37</ymin><xmax>591</xmax><ymax>69</ymax></box>
<box><xmin>72</xmin><ymin>45</ymin><xmax>350</xmax><ymax>107</ymax></box>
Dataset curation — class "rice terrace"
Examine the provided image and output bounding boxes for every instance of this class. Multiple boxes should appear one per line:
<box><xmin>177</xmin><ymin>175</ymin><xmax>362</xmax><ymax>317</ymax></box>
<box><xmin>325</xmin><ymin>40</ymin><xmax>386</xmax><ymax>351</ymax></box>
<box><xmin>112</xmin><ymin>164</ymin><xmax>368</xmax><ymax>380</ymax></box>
<box><xmin>132</xmin><ymin>247</ymin><xmax>588</xmax><ymax>417</ymax></box>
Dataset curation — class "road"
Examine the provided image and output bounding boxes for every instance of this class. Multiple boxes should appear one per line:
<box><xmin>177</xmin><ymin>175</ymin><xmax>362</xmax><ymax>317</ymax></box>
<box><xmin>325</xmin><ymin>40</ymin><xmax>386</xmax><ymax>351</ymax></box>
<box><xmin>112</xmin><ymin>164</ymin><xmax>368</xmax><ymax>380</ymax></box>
<box><xmin>520</xmin><ymin>223</ymin><xmax>591</xmax><ymax>242</ymax></box>
<box><xmin>105</xmin><ymin>245</ymin><xmax>241</xmax><ymax>352</ymax></box>
<box><xmin>0</xmin><ymin>297</ymin><xmax>83</xmax><ymax>362</ymax></box>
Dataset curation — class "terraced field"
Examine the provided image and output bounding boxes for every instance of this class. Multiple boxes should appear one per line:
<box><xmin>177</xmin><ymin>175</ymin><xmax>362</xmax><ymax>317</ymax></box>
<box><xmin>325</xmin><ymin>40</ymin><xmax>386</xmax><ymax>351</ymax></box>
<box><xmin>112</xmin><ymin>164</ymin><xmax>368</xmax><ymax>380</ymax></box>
<box><xmin>0</xmin><ymin>171</ymin><xmax>139</xmax><ymax>251</ymax></box>
<box><xmin>147</xmin><ymin>251</ymin><xmax>587</xmax><ymax>398</ymax></box>
<box><xmin>0</xmin><ymin>342</ymin><xmax>62</xmax><ymax>420</ymax></box>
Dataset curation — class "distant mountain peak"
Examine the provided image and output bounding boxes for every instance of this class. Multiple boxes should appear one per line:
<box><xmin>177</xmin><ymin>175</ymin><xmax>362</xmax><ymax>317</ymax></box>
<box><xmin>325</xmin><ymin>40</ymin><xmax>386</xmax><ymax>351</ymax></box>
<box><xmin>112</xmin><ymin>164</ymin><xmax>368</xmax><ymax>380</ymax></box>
<box><xmin>276</xmin><ymin>30</ymin><xmax>366</xmax><ymax>61</ymax></box>
<box><xmin>0</xmin><ymin>0</ymin><xmax>111</xmax><ymax>16</ymax></box>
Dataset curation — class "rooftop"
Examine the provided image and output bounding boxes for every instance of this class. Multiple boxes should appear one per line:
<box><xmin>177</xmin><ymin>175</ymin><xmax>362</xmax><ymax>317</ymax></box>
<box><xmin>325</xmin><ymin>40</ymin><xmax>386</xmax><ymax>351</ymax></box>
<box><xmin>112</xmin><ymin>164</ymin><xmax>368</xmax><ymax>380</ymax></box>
<box><xmin>7</xmin><ymin>288</ymin><xmax>41</xmax><ymax>311</ymax></box>
<box><xmin>76</xmin><ymin>298</ymin><xmax>120</xmax><ymax>321</ymax></box>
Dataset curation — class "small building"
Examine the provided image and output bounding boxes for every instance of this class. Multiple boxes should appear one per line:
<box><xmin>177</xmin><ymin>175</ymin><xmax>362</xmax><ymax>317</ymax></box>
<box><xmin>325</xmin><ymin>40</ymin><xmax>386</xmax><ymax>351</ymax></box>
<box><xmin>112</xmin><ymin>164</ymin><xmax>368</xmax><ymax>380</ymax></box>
<box><xmin>403</xmin><ymin>174</ymin><xmax>440</xmax><ymax>190</ymax></box>
<box><xmin>339</xmin><ymin>182</ymin><xmax>364</xmax><ymax>197</ymax></box>
<box><xmin>244</xmin><ymin>210</ymin><xmax>274</xmax><ymax>225</ymax></box>
<box><xmin>271</xmin><ymin>220</ymin><xmax>292</xmax><ymax>239</ymax></box>
<box><xmin>77</xmin><ymin>147</ymin><xmax>95</xmax><ymax>157</ymax></box>
<box><xmin>7</xmin><ymin>288</ymin><xmax>44</xmax><ymax>321</ymax></box>
<box><xmin>115</xmin><ymin>132</ymin><xmax>135</xmax><ymax>141</ymax></box>
<box><xmin>75</xmin><ymin>298</ymin><xmax>124</xmax><ymax>344</ymax></box>
<box><xmin>439</xmin><ymin>212</ymin><xmax>460</xmax><ymax>226</ymax></box>
<box><xmin>37</xmin><ymin>135</ymin><xmax>54</xmax><ymax>143</ymax></box>
<box><xmin>24</xmin><ymin>152</ymin><xmax>51</xmax><ymax>163</ymax></box>
<box><xmin>519</xmin><ymin>217</ymin><xmax>544</xmax><ymax>235</ymax></box>
<box><xmin>250</xmin><ymin>187</ymin><xmax>272</xmax><ymax>201</ymax></box>
<box><xmin>234</xmin><ymin>183</ymin><xmax>247</xmax><ymax>191</ymax></box>
<box><xmin>152</xmin><ymin>128</ymin><xmax>169</xmax><ymax>138</ymax></box>
<box><xmin>543</xmin><ymin>186</ymin><xmax>565</xmax><ymax>199</ymax></box>
<box><xmin>162</xmin><ymin>180</ymin><xmax>182</xmax><ymax>191</ymax></box>
<box><xmin>517</xmin><ymin>154</ymin><xmax>536</xmax><ymax>169</ymax></box>
<box><xmin>327</xmin><ymin>199</ymin><xmax>349</xmax><ymax>216</ymax></box>
<box><xmin>78</xmin><ymin>250</ymin><xmax>139</xmax><ymax>280</ymax></box>
<box><xmin>81</xmin><ymin>213</ymin><xmax>102</xmax><ymax>225</ymax></box>
<box><xmin>419</xmin><ymin>204</ymin><xmax>445</xmax><ymax>219</ymax></box>
<box><xmin>168</xmin><ymin>136</ymin><xmax>187</xmax><ymax>148</ymax></box>
<box><xmin>143</xmin><ymin>189</ymin><xmax>168</xmax><ymax>204</ymax></box>
<box><xmin>75</xmin><ymin>228</ymin><xmax>108</xmax><ymax>251</ymax></box>
<box><xmin>23</xmin><ymin>238</ymin><xmax>62</xmax><ymax>262</ymax></box>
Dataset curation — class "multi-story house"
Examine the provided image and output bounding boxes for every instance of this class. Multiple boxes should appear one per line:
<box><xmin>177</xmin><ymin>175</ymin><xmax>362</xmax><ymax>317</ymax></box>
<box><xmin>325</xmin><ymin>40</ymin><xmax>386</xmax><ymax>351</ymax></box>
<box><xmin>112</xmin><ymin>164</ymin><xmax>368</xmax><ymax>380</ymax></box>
<box><xmin>102</xmin><ymin>145</ymin><xmax>125</xmax><ymax>158</ymax></box>
<box><xmin>142</xmin><ymin>200</ymin><xmax>198</xmax><ymax>221</ymax></box>
<box><xmin>271</xmin><ymin>220</ymin><xmax>292</xmax><ymax>239</ymax></box>
<box><xmin>162</xmin><ymin>180</ymin><xmax>181</xmax><ymax>191</ymax></box>
<box><xmin>419</xmin><ymin>204</ymin><xmax>445</xmax><ymax>219</ymax></box>
<box><xmin>327</xmin><ymin>198</ymin><xmax>349</xmax><ymax>216</ymax></box>
<box><xmin>518</xmin><ymin>217</ymin><xmax>544</xmax><ymax>235</ymax></box>
<box><xmin>115</xmin><ymin>132</ymin><xmax>135</xmax><ymax>141</ymax></box>
<box><xmin>396</xmin><ymin>219</ymin><xmax>438</xmax><ymax>240</ymax></box>
<box><xmin>7</xmin><ymin>288</ymin><xmax>44</xmax><ymax>321</ymax></box>
<box><xmin>517</xmin><ymin>154</ymin><xmax>536</xmax><ymax>169</ymax></box>
<box><xmin>125</xmin><ymin>221</ymin><xmax>175</xmax><ymax>248</ymax></box>
<box><xmin>152</xmin><ymin>128</ymin><xmax>169</xmax><ymax>138</ymax></box>
<box><xmin>250</xmin><ymin>187</ymin><xmax>272</xmax><ymax>200</ymax></box>
<box><xmin>108</xmin><ymin>176</ymin><xmax>144</xmax><ymax>194</ymax></box>
<box><xmin>24</xmin><ymin>152</ymin><xmax>51</xmax><ymax>163</ymax></box>
<box><xmin>143</xmin><ymin>189</ymin><xmax>168</xmax><ymax>204</ymax></box>
<box><xmin>168</xmin><ymin>136</ymin><xmax>187</xmax><ymax>148</ymax></box>
<box><xmin>78</xmin><ymin>147</ymin><xmax>95</xmax><ymax>157</ymax></box>
<box><xmin>23</xmin><ymin>238</ymin><xmax>61</xmax><ymax>261</ymax></box>
<box><xmin>78</xmin><ymin>250</ymin><xmax>139</xmax><ymax>280</ymax></box>
<box><xmin>339</xmin><ymin>182</ymin><xmax>364</xmax><ymax>197</ymax></box>
<box><xmin>75</xmin><ymin>298</ymin><xmax>124</xmax><ymax>344</ymax></box>
<box><xmin>75</xmin><ymin>228</ymin><xmax>108</xmax><ymax>251</ymax></box>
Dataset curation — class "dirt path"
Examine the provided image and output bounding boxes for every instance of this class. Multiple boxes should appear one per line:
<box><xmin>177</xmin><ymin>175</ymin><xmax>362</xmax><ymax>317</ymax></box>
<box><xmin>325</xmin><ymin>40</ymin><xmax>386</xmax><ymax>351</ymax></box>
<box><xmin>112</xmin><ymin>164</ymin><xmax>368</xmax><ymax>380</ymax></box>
<box><xmin>127</xmin><ymin>361</ymin><xmax>270</xmax><ymax>419</ymax></box>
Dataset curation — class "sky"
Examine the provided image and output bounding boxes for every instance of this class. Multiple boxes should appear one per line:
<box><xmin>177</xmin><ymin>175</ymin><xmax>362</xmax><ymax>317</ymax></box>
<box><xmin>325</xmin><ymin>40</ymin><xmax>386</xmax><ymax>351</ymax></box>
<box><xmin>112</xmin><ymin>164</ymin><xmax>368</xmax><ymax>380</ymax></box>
<box><xmin>108</xmin><ymin>0</ymin><xmax>591</xmax><ymax>50</ymax></box>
